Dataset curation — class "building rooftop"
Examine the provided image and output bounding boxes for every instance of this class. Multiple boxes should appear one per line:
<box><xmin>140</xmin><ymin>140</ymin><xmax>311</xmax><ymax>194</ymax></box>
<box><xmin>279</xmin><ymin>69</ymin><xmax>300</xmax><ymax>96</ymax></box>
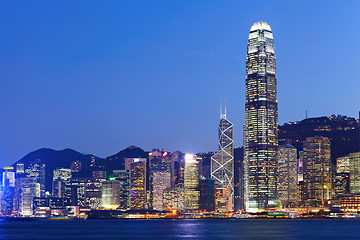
<box><xmin>278</xmin><ymin>144</ymin><xmax>296</xmax><ymax>149</ymax></box>
<box><xmin>250</xmin><ymin>21</ymin><xmax>272</xmax><ymax>32</ymax></box>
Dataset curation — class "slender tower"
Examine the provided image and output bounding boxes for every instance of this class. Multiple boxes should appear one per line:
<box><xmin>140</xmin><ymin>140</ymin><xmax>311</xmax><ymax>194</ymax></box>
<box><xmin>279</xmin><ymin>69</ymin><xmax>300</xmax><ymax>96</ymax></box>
<box><xmin>244</xmin><ymin>22</ymin><xmax>278</xmax><ymax>212</ymax></box>
<box><xmin>211</xmin><ymin>102</ymin><xmax>234</xmax><ymax>211</ymax></box>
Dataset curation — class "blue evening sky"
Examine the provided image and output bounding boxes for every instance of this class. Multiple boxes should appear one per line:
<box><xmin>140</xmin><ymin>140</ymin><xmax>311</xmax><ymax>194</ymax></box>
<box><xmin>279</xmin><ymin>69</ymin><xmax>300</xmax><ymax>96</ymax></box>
<box><xmin>1</xmin><ymin>0</ymin><xmax>359</xmax><ymax>167</ymax></box>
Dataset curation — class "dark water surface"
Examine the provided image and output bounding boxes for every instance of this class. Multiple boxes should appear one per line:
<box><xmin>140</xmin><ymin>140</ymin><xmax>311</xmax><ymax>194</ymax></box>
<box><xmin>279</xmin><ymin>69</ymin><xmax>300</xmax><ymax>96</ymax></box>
<box><xmin>1</xmin><ymin>218</ymin><xmax>360</xmax><ymax>240</ymax></box>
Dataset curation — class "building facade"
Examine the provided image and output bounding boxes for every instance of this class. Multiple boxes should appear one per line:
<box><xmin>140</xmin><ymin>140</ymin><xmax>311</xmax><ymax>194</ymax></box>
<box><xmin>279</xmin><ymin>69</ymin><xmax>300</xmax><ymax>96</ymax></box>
<box><xmin>277</xmin><ymin>144</ymin><xmax>298</xmax><ymax>207</ymax></box>
<box><xmin>303</xmin><ymin>136</ymin><xmax>332</xmax><ymax>206</ymax></box>
<box><xmin>184</xmin><ymin>154</ymin><xmax>200</xmax><ymax>210</ymax></box>
<box><xmin>349</xmin><ymin>152</ymin><xmax>360</xmax><ymax>194</ymax></box>
<box><xmin>244</xmin><ymin>22</ymin><xmax>278</xmax><ymax>212</ymax></box>
<box><xmin>335</xmin><ymin>156</ymin><xmax>350</xmax><ymax>197</ymax></box>
<box><xmin>211</xmin><ymin>107</ymin><xmax>234</xmax><ymax>211</ymax></box>
<box><xmin>199</xmin><ymin>177</ymin><xmax>215</xmax><ymax>212</ymax></box>
<box><xmin>130</xmin><ymin>162</ymin><xmax>146</xmax><ymax>209</ymax></box>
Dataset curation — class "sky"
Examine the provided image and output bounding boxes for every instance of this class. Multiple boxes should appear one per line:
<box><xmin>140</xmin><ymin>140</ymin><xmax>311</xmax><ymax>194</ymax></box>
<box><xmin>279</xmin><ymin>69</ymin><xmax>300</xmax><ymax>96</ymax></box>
<box><xmin>1</xmin><ymin>0</ymin><xmax>360</xmax><ymax>167</ymax></box>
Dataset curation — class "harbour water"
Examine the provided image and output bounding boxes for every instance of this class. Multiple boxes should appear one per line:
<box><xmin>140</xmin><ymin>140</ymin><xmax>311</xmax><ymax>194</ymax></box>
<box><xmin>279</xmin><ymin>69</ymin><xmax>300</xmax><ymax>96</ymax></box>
<box><xmin>1</xmin><ymin>218</ymin><xmax>360</xmax><ymax>240</ymax></box>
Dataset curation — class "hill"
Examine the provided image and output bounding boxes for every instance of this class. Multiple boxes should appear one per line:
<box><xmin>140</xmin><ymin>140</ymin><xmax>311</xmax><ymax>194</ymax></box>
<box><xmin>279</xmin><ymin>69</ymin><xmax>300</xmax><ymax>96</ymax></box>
<box><xmin>13</xmin><ymin>148</ymin><xmax>104</xmax><ymax>192</ymax></box>
<box><xmin>279</xmin><ymin>115</ymin><xmax>359</xmax><ymax>164</ymax></box>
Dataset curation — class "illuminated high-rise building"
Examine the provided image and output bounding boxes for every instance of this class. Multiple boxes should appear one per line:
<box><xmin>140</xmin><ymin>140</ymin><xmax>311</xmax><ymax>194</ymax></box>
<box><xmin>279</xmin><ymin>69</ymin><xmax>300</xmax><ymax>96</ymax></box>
<box><xmin>277</xmin><ymin>144</ymin><xmax>298</xmax><ymax>207</ymax></box>
<box><xmin>184</xmin><ymin>153</ymin><xmax>200</xmax><ymax>210</ymax></box>
<box><xmin>0</xmin><ymin>167</ymin><xmax>15</xmax><ymax>215</ymax></box>
<box><xmin>303</xmin><ymin>136</ymin><xmax>332</xmax><ymax>206</ymax></box>
<box><xmin>16</xmin><ymin>162</ymin><xmax>24</xmax><ymax>175</ymax></box>
<box><xmin>335</xmin><ymin>156</ymin><xmax>350</xmax><ymax>197</ymax></box>
<box><xmin>85</xmin><ymin>179</ymin><xmax>103</xmax><ymax>209</ymax></box>
<box><xmin>65</xmin><ymin>178</ymin><xmax>87</xmax><ymax>206</ymax></box>
<box><xmin>337</xmin><ymin>156</ymin><xmax>350</xmax><ymax>173</ymax></box>
<box><xmin>113</xmin><ymin>170</ymin><xmax>131</xmax><ymax>210</ymax></box>
<box><xmin>25</xmin><ymin>159</ymin><xmax>46</xmax><ymax>198</ymax></box>
<box><xmin>130</xmin><ymin>162</ymin><xmax>146</xmax><ymax>209</ymax></box>
<box><xmin>211</xmin><ymin>105</ymin><xmax>234</xmax><ymax>211</ymax></box>
<box><xmin>102</xmin><ymin>179</ymin><xmax>121</xmax><ymax>208</ymax></box>
<box><xmin>19</xmin><ymin>177</ymin><xmax>37</xmax><ymax>216</ymax></box>
<box><xmin>52</xmin><ymin>168</ymin><xmax>72</xmax><ymax>198</ymax></box>
<box><xmin>215</xmin><ymin>185</ymin><xmax>232</xmax><ymax>212</ymax></box>
<box><xmin>152</xmin><ymin>171</ymin><xmax>171</xmax><ymax>210</ymax></box>
<box><xmin>163</xmin><ymin>187</ymin><xmax>184</xmax><ymax>211</ymax></box>
<box><xmin>244</xmin><ymin>22</ymin><xmax>278</xmax><ymax>211</ymax></box>
<box><xmin>149</xmin><ymin>150</ymin><xmax>171</xmax><ymax>210</ymax></box>
<box><xmin>349</xmin><ymin>152</ymin><xmax>360</xmax><ymax>194</ymax></box>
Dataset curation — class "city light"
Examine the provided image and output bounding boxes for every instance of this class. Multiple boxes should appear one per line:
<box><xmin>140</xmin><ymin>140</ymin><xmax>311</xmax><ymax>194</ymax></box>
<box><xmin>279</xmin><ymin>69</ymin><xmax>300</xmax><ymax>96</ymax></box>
<box><xmin>185</xmin><ymin>153</ymin><xmax>195</xmax><ymax>164</ymax></box>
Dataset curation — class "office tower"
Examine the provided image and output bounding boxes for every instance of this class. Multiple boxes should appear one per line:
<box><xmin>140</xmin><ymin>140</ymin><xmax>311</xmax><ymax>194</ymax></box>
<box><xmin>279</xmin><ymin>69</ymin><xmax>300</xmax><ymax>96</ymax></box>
<box><xmin>335</xmin><ymin>156</ymin><xmax>350</xmax><ymax>196</ymax></box>
<box><xmin>169</xmin><ymin>151</ymin><xmax>181</xmax><ymax>187</ymax></box>
<box><xmin>16</xmin><ymin>162</ymin><xmax>24</xmax><ymax>175</ymax></box>
<box><xmin>173</xmin><ymin>152</ymin><xmax>185</xmax><ymax>188</ymax></box>
<box><xmin>130</xmin><ymin>162</ymin><xmax>146</xmax><ymax>209</ymax></box>
<box><xmin>244</xmin><ymin>22</ymin><xmax>278</xmax><ymax>212</ymax></box>
<box><xmin>163</xmin><ymin>187</ymin><xmax>184</xmax><ymax>211</ymax></box>
<box><xmin>184</xmin><ymin>153</ymin><xmax>200</xmax><ymax>210</ymax></box>
<box><xmin>349</xmin><ymin>152</ymin><xmax>360</xmax><ymax>194</ymax></box>
<box><xmin>52</xmin><ymin>168</ymin><xmax>72</xmax><ymax>198</ymax></box>
<box><xmin>303</xmin><ymin>136</ymin><xmax>332</xmax><ymax>206</ymax></box>
<box><xmin>234</xmin><ymin>147</ymin><xmax>244</xmax><ymax>211</ymax></box>
<box><xmin>25</xmin><ymin>159</ymin><xmax>46</xmax><ymax>198</ymax></box>
<box><xmin>152</xmin><ymin>171</ymin><xmax>171</xmax><ymax>210</ymax></box>
<box><xmin>102</xmin><ymin>179</ymin><xmax>121</xmax><ymax>208</ymax></box>
<box><xmin>215</xmin><ymin>186</ymin><xmax>232</xmax><ymax>212</ymax></box>
<box><xmin>198</xmin><ymin>153</ymin><xmax>212</xmax><ymax>179</ymax></box>
<box><xmin>113</xmin><ymin>170</ymin><xmax>131</xmax><ymax>210</ymax></box>
<box><xmin>85</xmin><ymin>179</ymin><xmax>103</xmax><ymax>209</ymax></box>
<box><xmin>125</xmin><ymin>158</ymin><xmax>147</xmax><ymax>171</ymax></box>
<box><xmin>199</xmin><ymin>177</ymin><xmax>215</xmax><ymax>211</ymax></box>
<box><xmin>149</xmin><ymin>151</ymin><xmax>171</xmax><ymax>209</ymax></box>
<box><xmin>19</xmin><ymin>177</ymin><xmax>37</xmax><ymax>216</ymax></box>
<box><xmin>337</xmin><ymin>156</ymin><xmax>350</xmax><ymax>173</ymax></box>
<box><xmin>66</xmin><ymin>178</ymin><xmax>87</xmax><ymax>206</ymax></box>
<box><xmin>211</xmin><ymin>105</ymin><xmax>234</xmax><ymax>201</ymax></box>
<box><xmin>297</xmin><ymin>151</ymin><xmax>305</xmax><ymax>202</ymax></box>
<box><xmin>277</xmin><ymin>143</ymin><xmax>298</xmax><ymax>207</ymax></box>
<box><xmin>0</xmin><ymin>167</ymin><xmax>15</xmax><ymax>215</ymax></box>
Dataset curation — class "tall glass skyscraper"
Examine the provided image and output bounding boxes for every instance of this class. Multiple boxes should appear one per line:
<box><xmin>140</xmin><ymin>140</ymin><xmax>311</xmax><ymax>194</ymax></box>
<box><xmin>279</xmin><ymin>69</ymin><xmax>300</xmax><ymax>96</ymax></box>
<box><xmin>211</xmin><ymin>107</ymin><xmax>234</xmax><ymax>211</ymax></box>
<box><xmin>244</xmin><ymin>22</ymin><xmax>278</xmax><ymax>212</ymax></box>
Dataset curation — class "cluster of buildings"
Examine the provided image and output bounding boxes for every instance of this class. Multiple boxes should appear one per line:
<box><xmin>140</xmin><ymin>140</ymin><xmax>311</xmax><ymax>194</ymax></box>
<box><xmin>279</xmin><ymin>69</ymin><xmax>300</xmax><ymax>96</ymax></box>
<box><xmin>0</xmin><ymin>146</ymin><xmax>234</xmax><ymax>218</ymax></box>
<box><xmin>1</xmin><ymin>21</ymin><xmax>360</xmax><ymax>218</ymax></box>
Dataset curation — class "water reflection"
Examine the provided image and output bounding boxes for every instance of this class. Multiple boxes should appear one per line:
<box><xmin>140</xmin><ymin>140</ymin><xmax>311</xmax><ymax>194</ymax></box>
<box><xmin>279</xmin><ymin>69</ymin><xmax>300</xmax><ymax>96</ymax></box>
<box><xmin>0</xmin><ymin>219</ymin><xmax>4</xmax><ymax>239</ymax></box>
<box><xmin>176</xmin><ymin>219</ymin><xmax>205</xmax><ymax>238</ymax></box>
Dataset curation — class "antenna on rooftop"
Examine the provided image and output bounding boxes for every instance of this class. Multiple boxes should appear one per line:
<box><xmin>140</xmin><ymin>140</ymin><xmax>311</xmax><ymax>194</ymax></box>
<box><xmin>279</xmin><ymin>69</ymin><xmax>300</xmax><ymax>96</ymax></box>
<box><xmin>224</xmin><ymin>98</ymin><xmax>227</xmax><ymax>118</ymax></box>
<box><xmin>220</xmin><ymin>100</ymin><xmax>222</xmax><ymax>119</ymax></box>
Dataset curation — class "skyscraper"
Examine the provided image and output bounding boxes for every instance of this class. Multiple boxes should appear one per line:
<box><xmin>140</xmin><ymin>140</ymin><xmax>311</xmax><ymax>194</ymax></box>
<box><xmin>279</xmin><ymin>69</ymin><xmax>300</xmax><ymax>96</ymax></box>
<box><xmin>244</xmin><ymin>22</ymin><xmax>278</xmax><ymax>212</ymax></box>
<box><xmin>130</xmin><ymin>162</ymin><xmax>146</xmax><ymax>209</ymax></box>
<box><xmin>349</xmin><ymin>152</ymin><xmax>360</xmax><ymax>194</ymax></box>
<box><xmin>277</xmin><ymin>143</ymin><xmax>298</xmax><ymax>207</ymax></box>
<box><xmin>211</xmin><ymin>105</ymin><xmax>234</xmax><ymax>211</ymax></box>
<box><xmin>199</xmin><ymin>177</ymin><xmax>215</xmax><ymax>212</ymax></box>
<box><xmin>184</xmin><ymin>153</ymin><xmax>200</xmax><ymax>210</ymax></box>
<box><xmin>303</xmin><ymin>136</ymin><xmax>332</xmax><ymax>206</ymax></box>
<box><xmin>149</xmin><ymin>151</ymin><xmax>171</xmax><ymax>210</ymax></box>
<box><xmin>335</xmin><ymin>156</ymin><xmax>350</xmax><ymax>197</ymax></box>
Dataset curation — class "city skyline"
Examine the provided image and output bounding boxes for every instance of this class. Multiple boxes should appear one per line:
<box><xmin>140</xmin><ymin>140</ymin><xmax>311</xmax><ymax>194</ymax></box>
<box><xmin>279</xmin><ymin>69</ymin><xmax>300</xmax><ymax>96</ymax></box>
<box><xmin>1</xmin><ymin>1</ymin><xmax>360</xmax><ymax>168</ymax></box>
